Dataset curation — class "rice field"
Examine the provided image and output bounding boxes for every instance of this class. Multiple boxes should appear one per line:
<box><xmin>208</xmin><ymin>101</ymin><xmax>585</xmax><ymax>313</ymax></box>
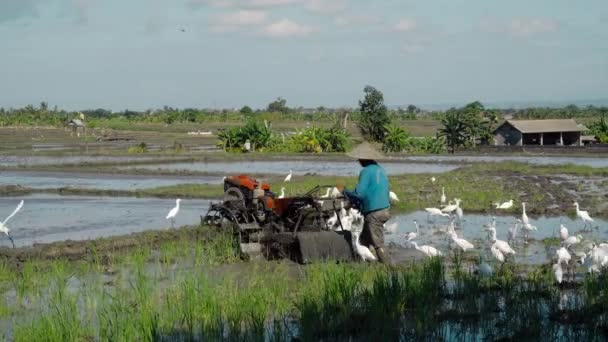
<box><xmin>2</xmin><ymin>225</ymin><xmax>608</xmax><ymax>341</ymax></box>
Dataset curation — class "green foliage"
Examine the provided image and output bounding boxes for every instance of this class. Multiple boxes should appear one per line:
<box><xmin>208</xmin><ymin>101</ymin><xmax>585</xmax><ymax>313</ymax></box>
<box><xmin>358</xmin><ymin>85</ymin><xmax>390</xmax><ymax>141</ymax></box>
<box><xmin>438</xmin><ymin>110</ymin><xmax>469</xmax><ymax>153</ymax></box>
<box><xmin>267</xmin><ymin>97</ymin><xmax>290</xmax><ymax>114</ymax></box>
<box><xmin>383</xmin><ymin>124</ymin><xmax>410</xmax><ymax>152</ymax></box>
<box><xmin>128</xmin><ymin>142</ymin><xmax>148</xmax><ymax>154</ymax></box>
<box><xmin>287</xmin><ymin>127</ymin><xmax>351</xmax><ymax>153</ymax></box>
<box><xmin>216</xmin><ymin>120</ymin><xmax>278</xmax><ymax>152</ymax></box>
<box><xmin>239</xmin><ymin>105</ymin><xmax>253</xmax><ymax>114</ymax></box>
<box><xmin>217</xmin><ymin>120</ymin><xmax>351</xmax><ymax>153</ymax></box>
<box><xmin>588</xmin><ymin>114</ymin><xmax>608</xmax><ymax>143</ymax></box>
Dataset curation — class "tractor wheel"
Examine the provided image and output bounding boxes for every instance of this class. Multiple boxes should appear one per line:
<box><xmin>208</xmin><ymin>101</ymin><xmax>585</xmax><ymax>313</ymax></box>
<box><xmin>224</xmin><ymin>187</ymin><xmax>246</xmax><ymax>207</ymax></box>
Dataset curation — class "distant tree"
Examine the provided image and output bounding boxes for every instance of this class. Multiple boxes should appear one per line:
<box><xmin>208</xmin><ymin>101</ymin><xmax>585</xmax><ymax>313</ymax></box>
<box><xmin>267</xmin><ymin>97</ymin><xmax>289</xmax><ymax>114</ymax></box>
<box><xmin>438</xmin><ymin>110</ymin><xmax>469</xmax><ymax>153</ymax></box>
<box><xmin>407</xmin><ymin>104</ymin><xmax>418</xmax><ymax>113</ymax></box>
<box><xmin>240</xmin><ymin>105</ymin><xmax>253</xmax><ymax>114</ymax></box>
<box><xmin>40</xmin><ymin>101</ymin><xmax>48</xmax><ymax>112</ymax></box>
<box><xmin>357</xmin><ymin>85</ymin><xmax>390</xmax><ymax>141</ymax></box>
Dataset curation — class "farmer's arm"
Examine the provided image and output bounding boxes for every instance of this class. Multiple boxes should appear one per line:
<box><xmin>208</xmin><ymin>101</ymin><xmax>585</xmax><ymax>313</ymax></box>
<box><xmin>343</xmin><ymin>168</ymin><xmax>370</xmax><ymax>201</ymax></box>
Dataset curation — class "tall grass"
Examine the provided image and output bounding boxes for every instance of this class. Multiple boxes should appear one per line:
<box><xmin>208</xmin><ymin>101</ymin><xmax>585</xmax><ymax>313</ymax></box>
<box><xmin>5</xmin><ymin>237</ymin><xmax>608</xmax><ymax>341</ymax></box>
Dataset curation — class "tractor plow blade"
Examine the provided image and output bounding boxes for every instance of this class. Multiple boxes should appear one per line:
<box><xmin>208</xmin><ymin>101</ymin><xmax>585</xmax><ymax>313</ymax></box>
<box><xmin>296</xmin><ymin>231</ymin><xmax>354</xmax><ymax>264</ymax></box>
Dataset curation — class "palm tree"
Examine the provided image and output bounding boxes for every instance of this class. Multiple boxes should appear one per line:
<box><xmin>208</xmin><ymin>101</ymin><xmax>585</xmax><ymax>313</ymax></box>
<box><xmin>382</xmin><ymin>124</ymin><xmax>410</xmax><ymax>152</ymax></box>
<box><xmin>438</xmin><ymin>111</ymin><xmax>469</xmax><ymax>153</ymax></box>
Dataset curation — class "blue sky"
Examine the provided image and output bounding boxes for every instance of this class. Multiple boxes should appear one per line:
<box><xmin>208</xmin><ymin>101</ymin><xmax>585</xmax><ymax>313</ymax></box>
<box><xmin>0</xmin><ymin>0</ymin><xmax>607</xmax><ymax>110</ymax></box>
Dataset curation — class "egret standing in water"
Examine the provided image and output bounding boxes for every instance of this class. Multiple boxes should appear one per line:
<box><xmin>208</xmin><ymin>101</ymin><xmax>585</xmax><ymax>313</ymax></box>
<box><xmin>573</xmin><ymin>202</ymin><xmax>594</xmax><ymax>231</ymax></box>
<box><xmin>0</xmin><ymin>200</ymin><xmax>23</xmax><ymax>248</ymax></box>
<box><xmin>166</xmin><ymin>199</ymin><xmax>181</xmax><ymax>228</ymax></box>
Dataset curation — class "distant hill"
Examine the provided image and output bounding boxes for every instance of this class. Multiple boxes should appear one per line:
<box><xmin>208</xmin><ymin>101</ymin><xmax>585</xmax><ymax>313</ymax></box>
<box><xmin>391</xmin><ymin>99</ymin><xmax>608</xmax><ymax>111</ymax></box>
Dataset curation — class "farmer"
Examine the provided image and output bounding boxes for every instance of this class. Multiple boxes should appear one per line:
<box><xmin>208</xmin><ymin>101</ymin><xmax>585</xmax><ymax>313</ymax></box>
<box><xmin>343</xmin><ymin>142</ymin><xmax>391</xmax><ymax>263</ymax></box>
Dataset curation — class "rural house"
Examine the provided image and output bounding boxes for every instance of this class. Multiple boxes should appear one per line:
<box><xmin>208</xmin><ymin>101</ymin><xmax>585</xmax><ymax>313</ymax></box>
<box><xmin>493</xmin><ymin>119</ymin><xmax>588</xmax><ymax>146</ymax></box>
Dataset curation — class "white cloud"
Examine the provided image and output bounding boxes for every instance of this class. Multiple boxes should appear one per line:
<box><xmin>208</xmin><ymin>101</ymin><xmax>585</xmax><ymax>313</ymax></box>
<box><xmin>334</xmin><ymin>14</ymin><xmax>380</xmax><ymax>26</ymax></box>
<box><xmin>305</xmin><ymin>0</ymin><xmax>346</xmax><ymax>14</ymax></box>
<box><xmin>189</xmin><ymin>0</ymin><xmax>299</xmax><ymax>9</ymax></box>
<box><xmin>260</xmin><ymin>18</ymin><xmax>314</xmax><ymax>38</ymax></box>
<box><xmin>245</xmin><ymin>0</ymin><xmax>301</xmax><ymax>7</ymax></box>
<box><xmin>509</xmin><ymin>17</ymin><xmax>559</xmax><ymax>36</ymax></box>
<box><xmin>479</xmin><ymin>16</ymin><xmax>559</xmax><ymax>37</ymax></box>
<box><xmin>211</xmin><ymin>10</ymin><xmax>267</xmax><ymax>32</ymax></box>
<box><xmin>393</xmin><ymin>18</ymin><xmax>417</xmax><ymax>32</ymax></box>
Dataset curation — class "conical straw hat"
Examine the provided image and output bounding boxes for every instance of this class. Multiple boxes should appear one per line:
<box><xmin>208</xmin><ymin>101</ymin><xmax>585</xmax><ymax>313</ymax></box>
<box><xmin>346</xmin><ymin>142</ymin><xmax>385</xmax><ymax>160</ymax></box>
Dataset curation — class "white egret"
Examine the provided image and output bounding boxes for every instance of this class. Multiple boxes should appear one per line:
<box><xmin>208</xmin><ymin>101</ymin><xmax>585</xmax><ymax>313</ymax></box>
<box><xmin>589</xmin><ymin>243</ymin><xmax>608</xmax><ymax>267</ymax></box>
<box><xmin>166</xmin><ymin>199</ymin><xmax>181</xmax><ymax>228</ymax></box>
<box><xmin>330</xmin><ymin>187</ymin><xmax>341</xmax><ymax>198</ymax></box>
<box><xmin>431</xmin><ymin>177</ymin><xmax>436</xmax><ymax>183</ymax></box>
<box><xmin>440</xmin><ymin>187</ymin><xmax>446</xmax><ymax>204</ymax></box>
<box><xmin>490</xmin><ymin>244</ymin><xmax>505</xmax><ymax>263</ymax></box>
<box><xmin>487</xmin><ymin>227</ymin><xmax>516</xmax><ymax>256</ymax></box>
<box><xmin>284</xmin><ymin>170</ymin><xmax>293</xmax><ymax>182</ymax></box>
<box><xmin>496</xmin><ymin>200</ymin><xmax>513</xmax><ymax>210</ymax></box>
<box><xmin>521</xmin><ymin>202</ymin><xmax>529</xmax><ymax>225</ymax></box>
<box><xmin>389</xmin><ymin>191</ymin><xmax>400</xmax><ymax>203</ymax></box>
<box><xmin>278</xmin><ymin>187</ymin><xmax>286</xmax><ymax>199</ymax></box>
<box><xmin>441</xmin><ymin>199</ymin><xmax>459</xmax><ymax>214</ymax></box>
<box><xmin>556</xmin><ymin>247</ymin><xmax>571</xmax><ymax>265</ymax></box>
<box><xmin>563</xmin><ymin>234</ymin><xmax>582</xmax><ymax>248</ymax></box>
<box><xmin>425</xmin><ymin>208</ymin><xmax>449</xmax><ymax>222</ymax></box>
<box><xmin>449</xmin><ymin>231</ymin><xmax>475</xmax><ymax>252</ymax></box>
<box><xmin>573</xmin><ymin>202</ymin><xmax>594</xmax><ymax>230</ymax></box>
<box><xmin>0</xmin><ymin>200</ymin><xmax>23</xmax><ymax>248</ymax></box>
<box><xmin>320</xmin><ymin>188</ymin><xmax>331</xmax><ymax>198</ymax></box>
<box><xmin>508</xmin><ymin>219</ymin><xmax>521</xmax><ymax>242</ymax></box>
<box><xmin>409</xmin><ymin>241</ymin><xmax>442</xmax><ymax>258</ymax></box>
<box><xmin>553</xmin><ymin>263</ymin><xmax>563</xmax><ymax>284</ymax></box>
<box><xmin>559</xmin><ymin>224</ymin><xmax>569</xmax><ymax>241</ymax></box>
<box><xmin>455</xmin><ymin>198</ymin><xmax>463</xmax><ymax>220</ymax></box>
<box><xmin>352</xmin><ymin>231</ymin><xmax>377</xmax><ymax>261</ymax></box>
<box><xmin>521</xmin><ymin>222</ymin><xmax>537</xmax><ymax>240</ymax></box>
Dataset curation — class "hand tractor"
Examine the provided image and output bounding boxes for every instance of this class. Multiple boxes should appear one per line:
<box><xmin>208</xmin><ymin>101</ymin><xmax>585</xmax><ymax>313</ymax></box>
<box><xmin>202</xmin><ymin>175</ymin><xmax>355</xmax><ymax>263</ymax></box>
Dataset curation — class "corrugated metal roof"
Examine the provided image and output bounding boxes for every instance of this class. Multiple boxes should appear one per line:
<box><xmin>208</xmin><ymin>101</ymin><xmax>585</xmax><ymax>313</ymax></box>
<box><xmin>503</xmin><ymin>119</ymin><xmax>587</xmax><ymax>133</ymax></box>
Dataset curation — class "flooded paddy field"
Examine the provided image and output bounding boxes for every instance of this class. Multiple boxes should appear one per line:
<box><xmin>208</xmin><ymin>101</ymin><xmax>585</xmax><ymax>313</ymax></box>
<box><xmin>1</xmin><ymin>224</ymin><xmax>608</xmax><ymax>341</ymax></box>
<box><xmin>0</xmin><ymin>194</ymin><xmax>209</xmax><ymax>248</ymax></box>
<box><xmin>402</xmin><ymin>155</ymin><xmax>608</xmax><ymax>168</ymax></box>
<box><xmin>0</xmin><ymin>171</ymin><xmax>222</xmax><ymax>190</ymax></box>
<box><xmin>125</xmin><ymin>160</ymin><xmax>460</xmax><ymax>176</ymax></box>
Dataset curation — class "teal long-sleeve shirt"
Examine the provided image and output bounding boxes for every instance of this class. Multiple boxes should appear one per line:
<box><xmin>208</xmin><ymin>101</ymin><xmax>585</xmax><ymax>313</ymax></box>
<box><xmin>344</xmin><ymin>163</ymin><xmax>390</xmax><ymax>214</ymax></box>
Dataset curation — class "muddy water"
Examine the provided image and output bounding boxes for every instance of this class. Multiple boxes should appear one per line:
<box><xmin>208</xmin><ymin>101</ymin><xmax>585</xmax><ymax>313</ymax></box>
<box><xmin>0</xmin><ymin>194</ymin><xmax>210</xmax><ymax>248</ymax></box>
<box><xmin>385</xmin><ymin>211</ymin><xmax>608</xmax><ymax>265</ymax></box>
<box><xmin>402</xmin><ymin>155</ymin><xmax>608</xmax><ymax>168</ymax></box>
<box><xmin>126</xmin><ymin>160</ymin><xmax>460</xmax><ymax>176</ymax></box>
<box><xmin>0</xmin><ymin>171</ymin><xmax>222</xmax><ymax>190</ymax></box>
<box><xmin>0</xmin><ymin>155</ymin><xmax>175</xmax><ymax>167</ymax></box>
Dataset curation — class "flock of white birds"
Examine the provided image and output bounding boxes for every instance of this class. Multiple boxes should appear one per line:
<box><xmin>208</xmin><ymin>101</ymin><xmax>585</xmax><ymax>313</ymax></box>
<box><xmin>397</xmin><ymin>177</ymin><xmax>605</xmax><ymax>284</ymax></box>
<box><xmin>1</xmin><ymin>170</ymin><xmax>606</xmax><ymax>285</ymax></box>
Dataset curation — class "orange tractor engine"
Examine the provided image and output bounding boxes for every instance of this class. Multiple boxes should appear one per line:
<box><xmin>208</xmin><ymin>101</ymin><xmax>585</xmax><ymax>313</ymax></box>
<box><xmin>203</xmin><ymin>174</ymin><xmax>354</xmax><ymax>263</ymax></box>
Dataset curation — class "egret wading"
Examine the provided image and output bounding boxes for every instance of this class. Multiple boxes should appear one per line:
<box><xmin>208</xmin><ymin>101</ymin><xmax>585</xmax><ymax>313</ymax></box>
<box><xmin>343</xmin><ymin>142</ymin><xmax>392</xmax><ymax>264</ymax></box>
<box><xmin>573</xmin><ymin>202</ymin><xmax>594</xmax><ymax>231</ymax></box>
<box><xmin>166</xmin><ymin>199</ymin><xmax>181</xmax><ymax>228</ymax></box>
<box><xmin>0</xmin><ymin>200</ymin><xmax>23</xmax><ymax>248</ymax></box>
